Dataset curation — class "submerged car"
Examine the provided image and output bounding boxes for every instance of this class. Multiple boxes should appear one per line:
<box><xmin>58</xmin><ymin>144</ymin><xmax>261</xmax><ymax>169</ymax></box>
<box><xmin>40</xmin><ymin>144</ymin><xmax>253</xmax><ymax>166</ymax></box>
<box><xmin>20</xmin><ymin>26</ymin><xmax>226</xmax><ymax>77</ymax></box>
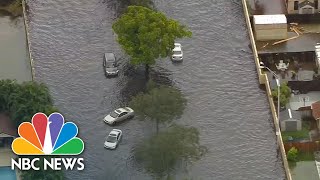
<box><xmin>103</xmin><ymin>53</ymin><xmax>119</xmax><ymax>76</ymax></box>
<box><xmin>104</xmin><ymin>129</ymin><xmax>122</xmax><ymax>149</ymax></box>
<box><xmin>171</xmin><ymin>43</ymin><xmax>183</xmax><ymax>61</ymax></box>
<box><xmin>103</xmin><ymin>107</ymin><xmax>134</xmax><ymax>125</ymax></box>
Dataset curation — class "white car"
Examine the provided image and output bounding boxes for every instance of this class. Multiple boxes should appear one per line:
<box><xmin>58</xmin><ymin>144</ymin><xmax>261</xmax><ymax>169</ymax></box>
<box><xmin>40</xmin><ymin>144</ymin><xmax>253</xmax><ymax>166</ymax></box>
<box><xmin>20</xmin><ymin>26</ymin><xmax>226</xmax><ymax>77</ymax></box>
<box><xmin>171</xmin><ymin>43</ymin><xmax>183</xmax><ymax>61</ymax></box>
<box><xmin>104</xmin><ymin>129</ymin><xmax>122</xmax><ymax>149</ymax></box>
<box><xmin>103</xmin><ymin>107</ymin><xmax>134</xmax><ymax>125</ymax></box>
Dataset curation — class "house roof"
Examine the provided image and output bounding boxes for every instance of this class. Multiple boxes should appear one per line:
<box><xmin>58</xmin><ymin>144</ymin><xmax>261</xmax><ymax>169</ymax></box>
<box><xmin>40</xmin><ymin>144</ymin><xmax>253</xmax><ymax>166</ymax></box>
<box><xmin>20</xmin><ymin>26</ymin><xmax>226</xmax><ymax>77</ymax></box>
<box><xmin>253</xmin><ymin>14</ymin><xmax>287</xmax><ymax>24</ymax></box>
<box><xmin>280</xmin><ymin>109</ymin><xmax>301</xmax><ymax>121</ymax></box>
<box><xmin>312</xmin><ymin>101</ymin><xmax>320</xmax><ymax>120</ymax></box>
<box><xmin>0</xmin><ymin>114</ymin><xmax>17</xmax><ymax>137</ymax></box>
<box><xmin>299</xmin><ymin>0</ymin><xmax>315</xmax><ymax>8</ymax></box>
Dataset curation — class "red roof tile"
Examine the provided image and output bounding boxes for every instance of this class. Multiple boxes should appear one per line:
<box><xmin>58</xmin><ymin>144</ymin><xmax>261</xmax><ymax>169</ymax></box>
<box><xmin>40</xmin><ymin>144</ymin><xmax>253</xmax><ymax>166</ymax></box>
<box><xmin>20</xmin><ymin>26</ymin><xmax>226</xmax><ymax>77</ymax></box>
<box><xmin>312</xmin><ymin>101</ymin><xmax>320</xmax><ymax>120</ymax></box>
<box><xmin>0</xmin><ymin>114</ymin><xmax>17</xmax><ymax>136</ymax></box>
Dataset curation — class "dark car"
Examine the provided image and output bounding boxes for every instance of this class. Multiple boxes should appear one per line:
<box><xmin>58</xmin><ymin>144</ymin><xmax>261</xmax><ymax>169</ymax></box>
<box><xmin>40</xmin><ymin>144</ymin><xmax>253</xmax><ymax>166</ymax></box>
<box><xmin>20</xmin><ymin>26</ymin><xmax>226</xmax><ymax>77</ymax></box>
<box><xmin>103</xmin><ymin>53</ymin><xmax>119</xmax><ymax>76</ymax></box>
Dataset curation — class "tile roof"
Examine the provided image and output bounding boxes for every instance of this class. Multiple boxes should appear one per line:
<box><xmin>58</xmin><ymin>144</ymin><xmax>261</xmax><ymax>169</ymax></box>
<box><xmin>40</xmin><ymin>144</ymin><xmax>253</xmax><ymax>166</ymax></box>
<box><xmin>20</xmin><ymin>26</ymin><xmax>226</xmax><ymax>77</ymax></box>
<box><xmin>0</xmin><ymin>114</ymin><xmax>17</xmax><ymax>137</ymax></box>
<box><xmin>312</xmin><ymin>101</ymin><xmax>320</xmax><ymax>120</ymax></box>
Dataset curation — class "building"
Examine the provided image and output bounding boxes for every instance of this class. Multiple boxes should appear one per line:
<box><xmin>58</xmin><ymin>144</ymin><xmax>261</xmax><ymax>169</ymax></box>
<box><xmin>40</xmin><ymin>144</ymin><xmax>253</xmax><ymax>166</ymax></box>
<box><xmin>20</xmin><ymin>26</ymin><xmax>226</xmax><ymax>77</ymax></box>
<box><xmin>280</xmin><ymin>108</ymin><xmax>302</xmax><ymax>131</ymax></box>
<box><xmin>253</xmin><ymin>14</ymin><xmax>288</xmax><ymax>41</ymax></box>
<box><xmin>286</xmin><ymin>0</ymin><xmax>320</xmax><ymax>14</ymax></box>
<box><xmin>0</xmin><ymin>114</ymin><xmax>17</xmax><ymax>148</ymax></box>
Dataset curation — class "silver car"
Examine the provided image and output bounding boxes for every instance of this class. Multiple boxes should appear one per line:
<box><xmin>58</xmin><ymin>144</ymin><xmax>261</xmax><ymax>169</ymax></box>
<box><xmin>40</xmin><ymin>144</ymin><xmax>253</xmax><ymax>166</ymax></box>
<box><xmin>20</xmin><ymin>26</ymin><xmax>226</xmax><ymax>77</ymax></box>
<box><xmin>103</xmin><ymin>107</ymin><xmax>134</xmax><ymax>125</ymax></box>
<box><xmin>103</xmin><ymin>53</ymin><xmax>119</xmax><ymax>76</ymax></box>
<box><xmin>104</xmin><ymin>129</ymin><xmax>122</xmax><ymax>149</ymax></box>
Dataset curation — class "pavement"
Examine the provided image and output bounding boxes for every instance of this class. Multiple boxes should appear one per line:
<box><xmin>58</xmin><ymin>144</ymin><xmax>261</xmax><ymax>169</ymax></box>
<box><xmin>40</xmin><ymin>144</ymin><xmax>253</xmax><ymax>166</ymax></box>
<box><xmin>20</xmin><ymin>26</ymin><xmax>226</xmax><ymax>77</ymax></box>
<box><xmin>289</xmin><ymin>91</ymin><xmax>320</xmax><ymax>110</ymax></box>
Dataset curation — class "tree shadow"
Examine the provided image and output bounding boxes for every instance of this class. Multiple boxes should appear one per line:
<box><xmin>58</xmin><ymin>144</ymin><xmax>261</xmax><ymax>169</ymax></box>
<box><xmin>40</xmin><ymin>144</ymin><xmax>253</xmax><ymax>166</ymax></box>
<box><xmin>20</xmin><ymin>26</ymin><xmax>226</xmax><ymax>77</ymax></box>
<box><xmin>118</xmin><ymin>63</ymin><xmax>174</xmax><ymax>106</ymax></box>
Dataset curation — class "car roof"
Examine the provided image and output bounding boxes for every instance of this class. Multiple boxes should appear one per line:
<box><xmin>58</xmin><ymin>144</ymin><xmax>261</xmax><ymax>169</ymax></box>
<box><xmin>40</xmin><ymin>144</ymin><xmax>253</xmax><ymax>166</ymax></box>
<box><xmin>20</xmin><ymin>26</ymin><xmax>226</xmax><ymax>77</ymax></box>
<box><xmin>109</xmin><ymin>131</ymin><xmax>119</xmax><ymax>136</ymax></box>
<box><xmin>116</xmin><ymin>108</ymin><xmax>129</xmax><ymax>113</ymax></box>
<box><xmin>173</xmin><ymin>46</ymin><xmax>182</xmax><ymax>51</ymax></box>
<box><xmin>104</xmin><ymin>53</ymin><xmax>115</xmax><ymax>61</ymax></box>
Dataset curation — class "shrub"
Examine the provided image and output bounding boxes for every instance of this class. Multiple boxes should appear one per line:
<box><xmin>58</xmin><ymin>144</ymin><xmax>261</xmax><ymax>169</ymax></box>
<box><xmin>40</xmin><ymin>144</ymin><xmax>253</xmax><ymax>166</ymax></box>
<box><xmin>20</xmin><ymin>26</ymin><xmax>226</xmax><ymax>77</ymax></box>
<box><xmin>287</xmin><ymin>147</ymin><xmax>298</xmax><ymax>162</ymax></box>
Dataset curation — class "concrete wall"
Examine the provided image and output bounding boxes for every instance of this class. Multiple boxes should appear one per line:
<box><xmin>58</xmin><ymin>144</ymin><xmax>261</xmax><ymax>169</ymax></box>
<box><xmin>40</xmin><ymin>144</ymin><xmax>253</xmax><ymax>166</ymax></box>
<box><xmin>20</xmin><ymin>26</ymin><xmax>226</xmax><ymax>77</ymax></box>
<box><xmin>22</xmin><ymin>0</ymin><xmax>35</xmax><ymax>81</ymax></box>
<box><xmin>242</xmin><ymin>0</ymin><xmax>293</xmax><ymax>179</ymax></box>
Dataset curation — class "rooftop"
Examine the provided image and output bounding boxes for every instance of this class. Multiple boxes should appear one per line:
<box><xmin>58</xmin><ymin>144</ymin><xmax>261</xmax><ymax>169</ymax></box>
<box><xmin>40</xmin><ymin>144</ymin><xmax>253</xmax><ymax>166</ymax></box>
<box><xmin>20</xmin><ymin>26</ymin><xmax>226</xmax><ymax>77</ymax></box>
<box><xmin>312</xmin><ymin>101</ymin><xmax>320</xmax><ymax>120</ymax></box>
<box><xmin>253</xmin><ymin>14</ymin><xmax>287</xmax><ymax>24</ymax></box>
<box><xmin>257</xmin><ymin>33</ymin><xmax>320</xmax><ymax>54</ymax></box>
<box><xmin>280</xmin><ymin>109</ymin><xmax>301</xmax><ymax>121</ymax></box>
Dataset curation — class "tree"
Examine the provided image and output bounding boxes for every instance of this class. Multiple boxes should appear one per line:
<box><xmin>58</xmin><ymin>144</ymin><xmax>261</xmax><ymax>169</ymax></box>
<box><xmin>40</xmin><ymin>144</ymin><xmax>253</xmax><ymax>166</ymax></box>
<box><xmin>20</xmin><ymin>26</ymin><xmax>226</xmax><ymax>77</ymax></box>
<box><xmin>129</xmin><ymin>82</ymin><xmax>186</xmax><ymax>133</ymax></box>
<box><xmin>134</xmin><ymin>125</ymin><xmax>207</xmax><ymax>178</ymax></box>
<box><xmin>20</xmin><ymin>156</ymin><xmax>64</xmax><ymax>180</ymax></box>
<box><xmin>271</xmin><ymin>82</ymin><xmax>291</xmax><ymax>107</ymax></box>
<box><xmin>9</xmin><ymin>81</ymin><xmax>54</xmax><ymax>126</ymax></box>
<box><xmin>112</xmin><ymin>6</ymin><xmax>192</xmax><ymax>79</ymax></box>
<box><xmin>0</xmin><ymin>80</ymin><xmax>63</xmax><ymax>179</ymax></box>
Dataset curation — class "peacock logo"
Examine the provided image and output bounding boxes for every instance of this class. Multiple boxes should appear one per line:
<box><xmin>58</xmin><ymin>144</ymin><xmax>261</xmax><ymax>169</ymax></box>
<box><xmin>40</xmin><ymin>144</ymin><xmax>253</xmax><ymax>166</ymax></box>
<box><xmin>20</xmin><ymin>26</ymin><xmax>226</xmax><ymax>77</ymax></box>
<box><xmin>12</xmin><ymin>112</ymin><xmax>84</xmax><ymax>155</ymax></box>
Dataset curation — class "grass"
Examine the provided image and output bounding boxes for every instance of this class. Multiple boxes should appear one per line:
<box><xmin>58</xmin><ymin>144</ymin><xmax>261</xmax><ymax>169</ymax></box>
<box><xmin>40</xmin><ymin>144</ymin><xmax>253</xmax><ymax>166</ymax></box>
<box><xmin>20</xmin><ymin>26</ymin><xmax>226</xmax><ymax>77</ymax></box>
<box><xmin>0</xmin><ymin>0</ymin><xmax>22</xmax><ymax>17</ymax></box>
<box><xmin>282</xmin><ymin>121</ymin><xmax>311</xmax><ymax>142</ymax></box>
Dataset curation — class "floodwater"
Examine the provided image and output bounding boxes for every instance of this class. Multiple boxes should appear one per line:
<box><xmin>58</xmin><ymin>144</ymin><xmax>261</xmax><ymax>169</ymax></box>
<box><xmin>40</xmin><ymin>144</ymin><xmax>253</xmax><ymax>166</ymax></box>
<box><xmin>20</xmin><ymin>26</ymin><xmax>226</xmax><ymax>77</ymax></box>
<box><xmin>290</xmin><ymin>161</ymin><xmax>319</xmax><ymax>180</ymax></box>
<box><xmin>0</xmin><ymin>15</ymin><xmax>31</xmax><ymax>82</ymax></box>
<box><xmin>27</xmin><ymin>0</ymin><xmax>285</xmax><ymax>179</ymax></box>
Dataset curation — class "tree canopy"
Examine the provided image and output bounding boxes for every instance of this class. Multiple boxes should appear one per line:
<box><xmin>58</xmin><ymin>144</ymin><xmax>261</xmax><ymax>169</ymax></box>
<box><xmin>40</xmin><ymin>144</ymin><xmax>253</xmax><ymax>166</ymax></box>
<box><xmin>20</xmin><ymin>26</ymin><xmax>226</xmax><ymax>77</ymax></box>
<box><xmin>271</xmin><ymin>82</ymin><xmax>291</xmax><ymax>107</ymax></box>
<box><xmin>134</xmin><ymin>125</ymin><xmax>207</xmax><ymax>178</ymax></box>
<box><xmin>112</xmin><ymin>6</ymin><xmax>192</xmax><ymax>66</ymax></box>
<box><xmin>129</xmin><ymin>82</ymin><xmax>186</xmax><ymax>132</ymax></box>
<box><xmin>0</xmin><ymin>79</ymin><xmax>56</xmax><ymax>127</ymax></box>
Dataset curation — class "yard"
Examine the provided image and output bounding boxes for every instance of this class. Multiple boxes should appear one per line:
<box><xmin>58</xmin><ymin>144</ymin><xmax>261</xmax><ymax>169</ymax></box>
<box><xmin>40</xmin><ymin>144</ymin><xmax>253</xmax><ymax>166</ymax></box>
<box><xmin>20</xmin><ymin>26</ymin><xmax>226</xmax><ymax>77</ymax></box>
<box><xmin>282</xmin><ymin>121</ymin><xmax>311</xmax><ymax>142</ymax></box>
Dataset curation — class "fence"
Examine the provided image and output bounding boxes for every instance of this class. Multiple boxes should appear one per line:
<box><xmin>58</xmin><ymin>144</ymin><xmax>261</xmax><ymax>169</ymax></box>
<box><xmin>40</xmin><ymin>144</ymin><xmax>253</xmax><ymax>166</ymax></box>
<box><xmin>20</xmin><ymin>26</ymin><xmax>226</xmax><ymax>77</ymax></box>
<box><xmin>285</xmin><ymin>141</ymin><xmax>320</xmax><ymax>153</ymax></box>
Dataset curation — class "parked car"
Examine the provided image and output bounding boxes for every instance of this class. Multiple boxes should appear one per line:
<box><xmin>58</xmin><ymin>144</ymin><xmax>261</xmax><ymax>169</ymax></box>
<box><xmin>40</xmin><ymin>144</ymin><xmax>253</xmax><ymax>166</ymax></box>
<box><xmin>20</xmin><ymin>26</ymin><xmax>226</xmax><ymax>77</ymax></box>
<box><xmin>103</xmin><ymin>107</ymin><xmax>134</xmax><ymax>125</ymax></box>
<box><xmin>171</xmin><ymin>43</ymin><xmax>183</xmax><ymax>61</ymax></box>
<box><xmin>104</xmin><ymin>129</ymin><xmax>122</xmax><ymax>149</ymax></box>
<box><xmin>103</xmin><ymin>53</ymin><xmax>119</xmax><ymax>76</ymax></box>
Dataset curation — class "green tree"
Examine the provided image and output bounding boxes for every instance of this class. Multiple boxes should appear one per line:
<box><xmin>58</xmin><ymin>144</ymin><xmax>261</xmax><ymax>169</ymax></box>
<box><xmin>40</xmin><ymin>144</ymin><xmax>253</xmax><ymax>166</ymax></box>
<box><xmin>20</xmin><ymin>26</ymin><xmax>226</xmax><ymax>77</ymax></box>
<box><xmin>5</xmin><ymin>81</ymin><xmax>54</xmax><ymax>127</ymax></box>
<box><xmin>129</xmin><ymin>82</ymin><xmax>186</xmax><ymax>133</ymax></box>
<box><xmin>271</xmin><ymin>82</ymin><xmax>291</xmax><ymax>107</ymax></box>
<box><xmin>0</xmin><ymin>79</ymin><xmax>18</xmax><ymax>112</ymax></box>
<box><xmin>287</xmin><ymin>147</ymin><xmax>298</xmax><ymax>162</ymax></box>
<box><xmin>20</xmin><ymin>156</ymin><xmax>64</xmax><ymax>180</ymax></box>
<box><xmin>112</xmin><ymin>6</ymin><xmax>192</xmax><ymax>79</ymax></box>
<box><xmin>134</xmin><ymin>125</ymin><xmax>207</xmax><ymax>178</ymax></box>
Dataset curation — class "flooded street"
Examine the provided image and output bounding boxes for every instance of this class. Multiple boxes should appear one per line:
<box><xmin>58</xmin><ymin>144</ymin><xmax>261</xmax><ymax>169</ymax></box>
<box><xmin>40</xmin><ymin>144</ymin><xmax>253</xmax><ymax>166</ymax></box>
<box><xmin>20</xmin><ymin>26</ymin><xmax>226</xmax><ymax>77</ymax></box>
<box><xmin>27</xmin><ymin>0</ymin><xmax>285</xmax><ymax>179</ymax></box>
<box><xmin>0</xmin><ymin>15</ymin><xmax>31</xmax><ymax>82</ymax></box>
